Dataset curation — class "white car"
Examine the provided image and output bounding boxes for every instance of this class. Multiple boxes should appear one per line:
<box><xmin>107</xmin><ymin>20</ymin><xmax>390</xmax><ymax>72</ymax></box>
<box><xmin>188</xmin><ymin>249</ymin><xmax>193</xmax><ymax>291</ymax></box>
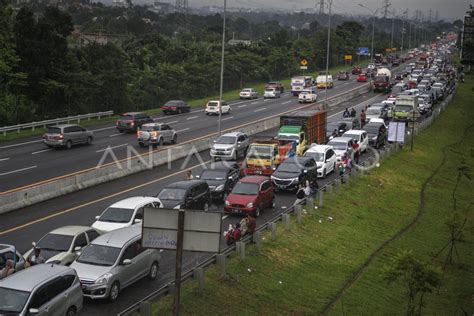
<box><xmin>205</xmin><ymin>100</ymin><xmax>231</xmax><ymax>115</ymax></box>
<box><xmin>368</xmin><ymin>118</ymin><xmax>388</xmax><ymax>128</ymax></box>
<box><xmin>298</xmin><ymin>88</ymin><xmax>318</xmax><ymax>103</ymax></box>
<box><xmin>327</xmin><ymin>137</ymin><xmax>355</xmax><ymax>160</ymax></box>
<box><xmin>92</xmin><ymin>197</ymin><xmax>162</xmax><ymax>233</ymax></box>
<box><xmin>23</xmin><ymin>226</ymin><xmax>101</xmax><ymax>265</ymax></box>
<box><xmin>263</xmin><ymin>88</ymin><xmax>281</xmax><ymax>99</ymax></box>
<box><xmin>304</xmin><ymin>145</ymin><xmax>337</xmax><ymax>178</ymax></box>
<box><xmin>239</xmin><ymin>88</ymin><xmax>258</xmax><ymax>99</ymax></box>
<box><xmin>342</xmin><ymin>130</ymin><xmax>369</xmax><ymax>152</ymax></box>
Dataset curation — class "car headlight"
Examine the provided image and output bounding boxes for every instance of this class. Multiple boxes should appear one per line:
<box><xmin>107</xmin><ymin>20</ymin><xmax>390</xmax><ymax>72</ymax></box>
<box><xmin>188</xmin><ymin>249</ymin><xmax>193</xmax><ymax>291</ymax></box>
<box><xmin>95</xmin><ymin>273</ymin><xmax>113</xmax><ymax>285</ymax></box>
<box><xmin>225</xmin><ymin>200</ymin><xmax>230</xmax><ymax>206</ymax></box>
<box><xmin>246</xmin><ymin>202</ymin><xmax>254</xmax><ymax>208</ymax></box>
<box><xmin>215</xmin><ymin>184</ymin><xmax>225</xmax><ymax>191</ymax></box>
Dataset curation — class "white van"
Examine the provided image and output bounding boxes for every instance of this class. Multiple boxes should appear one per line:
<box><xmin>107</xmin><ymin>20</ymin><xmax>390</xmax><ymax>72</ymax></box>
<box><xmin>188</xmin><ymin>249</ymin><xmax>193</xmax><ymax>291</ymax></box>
<box><xmin>205</xmin><ymin>100</ymin><xmax>231</xmax><ymax>115</ymax></box>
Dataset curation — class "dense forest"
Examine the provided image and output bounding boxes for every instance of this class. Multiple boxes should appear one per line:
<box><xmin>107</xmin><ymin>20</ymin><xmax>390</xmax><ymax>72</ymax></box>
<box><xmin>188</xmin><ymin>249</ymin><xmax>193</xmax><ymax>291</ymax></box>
<box><xmin>0</xmin><ymin>0</ymin><xmax>457</xmax><ymax>125</ymax></box>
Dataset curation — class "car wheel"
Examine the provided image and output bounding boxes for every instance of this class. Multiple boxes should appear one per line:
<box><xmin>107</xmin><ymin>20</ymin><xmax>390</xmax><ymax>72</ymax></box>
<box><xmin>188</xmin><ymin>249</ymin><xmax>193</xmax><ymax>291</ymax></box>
<box><xmin>65</xmin><ymin>140</ymin><xmax>72</xmax><ymax>149</ymax></box>
<box><xmin>172</xmin><ymin>134</ymin><xmax>177</xmax><ymax>144</ymax></box>
<box><xmin>203</xmin><ymin>202</ymin><xmax>209</xmax><ymax>212</ymax></box>
<box><xmin>159</xmin><ymin>138</ymin><xmax>164</xmax><ymax>146</ymax></box>
<box><xmin>86</xmin><ymin>136</ymin><xmax>93</xmax><ymax>145</ymax></box>
<box><xmin>46</xmin><ymin>144</ymin><xmax>53</xmax><ymax>148</ymax></box>
<box><xmin>109</xmin><ymin>282</ymin><xmax>120</xmax><ymax>302</ymax></box>
<box><xmin>254</xmin><ymin>207</ymin><xmax>261</xmax><ymax>217</ymax></box>
<box><xmin>333</xmin><ymin>162</ymin><xmax>337</xmax><ymax>173</ymax></box>
<box><xmin>323</xmin><ymin>168</ymin><xmax>327</xmax><ymax>178</ymax></box>
<box><xmin>178</xmin><ymin>108</ymin><xmax>182</xmax><ymax>114</ymax></box>
<box><xmin>66</xmin><ymin>307</ymin><xmax>76</xmax><ymax>316</ymax></box>
<box><xmin>148</xmin><ymin>261</ymin><xmax>159</xmax><ymax>280</ymax></box>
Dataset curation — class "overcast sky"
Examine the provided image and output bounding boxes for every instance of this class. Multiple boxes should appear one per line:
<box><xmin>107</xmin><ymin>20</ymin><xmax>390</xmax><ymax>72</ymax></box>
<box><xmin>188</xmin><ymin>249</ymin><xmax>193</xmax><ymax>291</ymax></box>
<box><xmin>190</xmin><ymin>0</ymin><xmax>472</xmax><ymax>21</ymax></box>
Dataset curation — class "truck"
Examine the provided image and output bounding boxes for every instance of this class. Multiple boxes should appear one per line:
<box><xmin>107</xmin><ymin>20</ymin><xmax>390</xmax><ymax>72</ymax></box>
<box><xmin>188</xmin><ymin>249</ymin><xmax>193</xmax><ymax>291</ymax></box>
<box><xmin>392</xmin><ymin>95</ymin><xmax>420</xmax><ymax>122</ymax></box>
<box><xmin>374</xmin><ymin>53</ymin><xmax>384</xmax><ymax>64</ymax></box>
<box><xmin>244</xmin><ymin>139</ymin><xmax>293</xmax><ymax>176</ymax></box>
<box><xmin>265</xmin><ymin>81</ymin><xmax>284</xmax><ymax>93</ymax></box>
<box><xmin>372</xmin><ymin>68</ymin><xmax>393</xmax><ymax>93</ymax></box>
<box><xmin>316</xmin><ymin>75</ymin><xmax>334</xmax><ymax>89</ymax></box>
<box><xmin>278</xmin><ymin>110</ymin><xmax>327</xmax><ymax>155</ymax></box>
<box><xmin>291</xmin><ymin>76</ymin><xmax>313</xmax><ymax>95</ymax></box>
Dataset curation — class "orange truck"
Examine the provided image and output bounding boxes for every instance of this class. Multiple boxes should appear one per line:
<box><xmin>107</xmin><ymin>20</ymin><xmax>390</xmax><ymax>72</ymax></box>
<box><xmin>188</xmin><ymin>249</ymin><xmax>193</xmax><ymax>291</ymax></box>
<box><xmin>244</xmin><ymin>139</ymin><xmax>293</xmax><ymax>176</ymax></box>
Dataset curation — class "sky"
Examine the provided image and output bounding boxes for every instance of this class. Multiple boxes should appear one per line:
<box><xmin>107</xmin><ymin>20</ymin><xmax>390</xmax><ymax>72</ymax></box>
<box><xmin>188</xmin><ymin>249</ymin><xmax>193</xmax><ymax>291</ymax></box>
<box><xmin>188</xmin><ymin>0</ymin><xmax>472</xmax><ymax>21</ymax></box>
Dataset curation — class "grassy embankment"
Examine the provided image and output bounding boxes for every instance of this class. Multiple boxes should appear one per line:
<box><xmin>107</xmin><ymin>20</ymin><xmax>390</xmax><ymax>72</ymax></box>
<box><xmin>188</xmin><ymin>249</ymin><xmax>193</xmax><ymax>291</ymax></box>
<box><xmin>151</xmin><ymin>76</ymin><xmax>474</xmax><ymax>315</ymax></box>
<box><xmin>0</xmin><ymin>63</ymin><xmax>362</xmax><ymax>142</ymax></box>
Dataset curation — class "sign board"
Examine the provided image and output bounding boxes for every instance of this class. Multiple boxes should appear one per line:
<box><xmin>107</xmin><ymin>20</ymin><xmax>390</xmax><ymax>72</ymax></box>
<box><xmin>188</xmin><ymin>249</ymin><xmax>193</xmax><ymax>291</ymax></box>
<box><xmin>356</xmin><ymin>47</ymin><xmax>369</xmax><ymax>56</ymax></box>
<box><xmin>300</xmin><ymin>66</ymin><xmax>308</xmax><ymax>70</ymax></box>
<box><xmin>344</xmin><ymin>55</ymin><xmax>352</xmax><ymax>61</ymax></box>
<box><xmin>300</xmin><ymin>58</ymin><xmax>308</xmax><ymax>66</ymax></box>
<box><xmin>388</xmin><ymin>122</ymin><xmax>406</xmax><ymax>143</ymax></box>
<box><xmin>391</xmin><ymin>47</ymin><xmax>397</xmax><ymax>51</ymax></box>
<box><xmin>385</xmin><ymin>48</ymin><xmax>392</xmax><ymax>52</ymax></box>
<box><xmin>142</xmin><ymin>208</ymin><xmax>222</xmax><ymax>253</ymax></box>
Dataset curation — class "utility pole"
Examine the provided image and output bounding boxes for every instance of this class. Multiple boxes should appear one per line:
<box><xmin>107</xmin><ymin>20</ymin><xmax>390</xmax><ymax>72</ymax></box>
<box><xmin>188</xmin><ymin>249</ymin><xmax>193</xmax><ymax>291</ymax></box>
<box><xmin>390</xmin><ymin>9</ymin><xmax>395</xmax><ymax>51</ymax></box>
<box><xmin>324</xmin><ymin>0</ymin><xmax>332</xmax><ymax>106</ymax></box>
<box><xmin>217</xmin><ymin>0</ymin><xmax>226</xmax><ymax>136</ymax></box>
<box><xmin>428</xmin><ymin>9</ymin><xmax>432</xmax><ymax>22</ymax></box>
<box><xmin>317</xmin><ymin>0</ymin><xmax>325</xmax><ymax>15</ymax></box>
<box><xmin>408</xmin><ymin>22</ymin><xmax>412</xmax><ymax>50</ymax></box>
<box><xmin>401</xmin><ymin>9</ymin><xmax>408</xmax><ymax>52</ymax></box>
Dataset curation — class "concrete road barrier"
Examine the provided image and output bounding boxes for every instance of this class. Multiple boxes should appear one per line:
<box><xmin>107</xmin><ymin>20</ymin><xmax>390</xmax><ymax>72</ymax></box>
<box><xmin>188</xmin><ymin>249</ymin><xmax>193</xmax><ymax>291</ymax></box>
<box><xmin>0</xmin><ymin>84</ymin><xmax>370</xmax><ymax>214</ymax></box>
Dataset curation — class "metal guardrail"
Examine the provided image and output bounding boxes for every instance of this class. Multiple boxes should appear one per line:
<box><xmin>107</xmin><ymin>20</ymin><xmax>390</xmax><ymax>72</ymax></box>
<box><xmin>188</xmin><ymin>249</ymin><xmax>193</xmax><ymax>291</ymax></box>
<box><xmin>119</xmin><ymin>89</ymin><xmax>456</xmax><ymax>315</ymax></box>
<box><xmin>1</xmin><ymin>111</ymin><xmax>114</xmax><ymax>136</ymax></box>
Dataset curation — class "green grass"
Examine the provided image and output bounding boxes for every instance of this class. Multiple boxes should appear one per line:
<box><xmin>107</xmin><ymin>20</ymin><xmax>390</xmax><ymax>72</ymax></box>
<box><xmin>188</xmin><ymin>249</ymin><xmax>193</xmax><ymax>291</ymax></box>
<box><xmin>151</xmin><ymin>76</ymin><xmax>474</xmax><ymax>315</ymax></box>
<box><xmin>0</xmin><ymin>63</ymin><xmax>363</xmax><ymax>142</ymax></box>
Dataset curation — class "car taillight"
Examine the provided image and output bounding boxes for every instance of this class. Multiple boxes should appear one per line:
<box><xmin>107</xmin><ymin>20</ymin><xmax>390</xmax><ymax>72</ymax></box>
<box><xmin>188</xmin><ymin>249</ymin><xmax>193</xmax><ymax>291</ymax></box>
<box><xmin>170</xmin><ymin>106</ymin><xmax>176</xmax><ymax>109</ymax></box>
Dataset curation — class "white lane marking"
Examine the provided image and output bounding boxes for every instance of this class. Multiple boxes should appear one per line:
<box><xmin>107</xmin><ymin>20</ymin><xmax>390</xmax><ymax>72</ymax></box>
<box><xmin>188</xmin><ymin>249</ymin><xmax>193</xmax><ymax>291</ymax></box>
<box><xmin>254</xmin><ymin>108</ymin><xmax>267</xmax><ymax>112</ymax></box>
<box><xmin>237</xmin><ymin>104</ymin><xmax>248</xmax><ymax>108</ymax></box>
<box><xmin>251</xmin><ymin>101</ymin><xmax>259</xmax><ymax>105</ymax></box>
<box><xmin>221</xmin><ymin>116</ymin><xmax>234</xmax><ymax>121</ymax></box>
<box><xmin>177</xmin><ymin>128</ymin><xmax>190</xmax><ymax>132</ymax></box>
<box><xmin>32</xmin><ymin>149</ymin><xmax>52</xmax><ymax>155</ymax></box>
<box><xmin>109</xmin><ymin>133</ymin><xmax>123</xmax><ymax>137</ymax></box>
<box><xmin>186</xmin><ymin>116</ymin><xmax>199</xmax><ymax>120</ymax></box>
<box><xmin>0</xmin><ymin>158</ymin><xmax>10</xmax><ymax>162</ymax></box>
<box><xmin>0</xmin><ymin>165</ymin><xmax>37</xmax><ymax>176</ymax></box>
<box><xmin>96</xmin><ymin>143</ymin><xmax>128</xmax><ymax>153</ymax></box>
<box><xmin>167</xmin><ymin>121</ymin><xmax>179</xmax><ymax>124</ymax></box>
<box><xmin>0</xmin><ymin>140</ymin><xmax>42</xmax><ymax>149</ymax></box>
<box><xmin>282</xmin><ymin>101</ymin><xmax>292</xmax><ymax>104</ymax></box>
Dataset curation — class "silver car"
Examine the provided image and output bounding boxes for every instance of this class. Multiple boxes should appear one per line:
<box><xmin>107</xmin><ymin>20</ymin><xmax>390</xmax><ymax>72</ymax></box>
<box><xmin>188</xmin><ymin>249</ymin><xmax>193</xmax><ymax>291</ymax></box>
<box><xmin>71</xmin><ymin>226</ymin><xmax>160</xmax><ymax>302</ymax></box>
<box><xmin>210</xmin><ymin>132</ymin><xmax>250</xmax><ymax>161</ymax></box>
<box><xmin>137</xmin><ymin>123</ymin><xmax>177</xmax><ymax>147</ymax></box>
<box><xmin>0</xmin><ymin>264</ymin><xmax>83</xmax><ymax>316</ymax></box>
<box><xmin>43</xmin><ymin>124</ymin><xmax>93</xmax><ymax>149</ymax></box>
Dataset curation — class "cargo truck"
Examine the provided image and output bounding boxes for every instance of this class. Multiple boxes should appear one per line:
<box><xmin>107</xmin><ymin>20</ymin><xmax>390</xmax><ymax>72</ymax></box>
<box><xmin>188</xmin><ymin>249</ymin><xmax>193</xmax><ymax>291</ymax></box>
<box><xmin>392</xmin><ymin>95</ymin><xmax>420</xmax><ymax>122</ymax></box>
<box><xmin>244</xmin><ymin>139</ymin><xmax>293</xmax><ymax>176</ymax></box>
<box><xmin>373</xmin><ymin>68</ymin><xmax>393</xmax><ymax>93</ymax></box>
<box><xmin>277</xmin><ymin>110</ymin><xmax>327</xmax><ymax>155</ymax></box>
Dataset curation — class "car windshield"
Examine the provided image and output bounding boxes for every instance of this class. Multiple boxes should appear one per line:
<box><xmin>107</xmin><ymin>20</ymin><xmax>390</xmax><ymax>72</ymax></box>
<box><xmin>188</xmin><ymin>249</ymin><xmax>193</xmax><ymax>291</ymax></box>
<box><xmin>99</xmin><ymin>207</ymin><xmax>134</xmax><ymax>223</ymax></box>
<box><xmin>374</xmin><ymin>77</ymin><xmax>387</xmax><ymax>83</ymax></box>
<box><xmin>232</xmin><ymin>182</ymin><xmax>258</xmax><ymax>195</ymax></box>
<box><xmin>247</xmin><ymin>146</ymin><xmax>272</xmax><ymax>159</ymax></box>
<box><xmin>141</xmin><ymin>125</ymin><xmax>158</xmax><ymax>131</ymax></box>
<box><xmin>119</xmin><ymin>115</ymin><xmax>133</xmax><ymax>120</ymax></box>
<box><xmin>216</xmin><ymin>136</ymin><xmax>236</xmax><ymax>144</ymax></box>
<box><xmin>364</xmin><ymin>125</ymin><xmax>380</xmax><ymax>134</ymax></box>
<box><xmin>200</xmin><ymin>170</ymin><xmax>227</xmax><ymax>181</ymax></box>
<box><xmin>242</xmin><ymin>89</ymin><xmax>251</xmax><ymax>92</ymax></box>
<box><xmin>343</xmin><ymin>134</ymin><xmax>358</xmax><ymax>141</ymax></box>
<box><xmin>158</xmin><ymin>188</ymin><xmax>186</xmax><ymax>201</ymax></box>
<box><xmin>305</xmin><ymin>151</ymin><xmax>324</xmax><ymax>162</ymax></box>
<box><xmin>265</xmin><ymin>88</ymin><xmax>275</xmax><ymax>92</ymax></box>
<box><xmin>277</xmin><ymin>162</ymin><xmax>301</xmax><ymax>173</ymax></box>
<box><xmin>299</xmin><ymin>91</ymin><xmax>309</xmax><ymax>95</ymax></box>
<box><xmin>395</xmin><ymin>105</ymin><xmax>413</xmax><ymax>112</ymax></box>
<box><xmin>208</xmin><ymin>102</ymin><xmax>219</xmax><ymax>107</ymax></box>
<box><xmin>328</xmin><ymin>141</ymin><xmax>348</xmax><ymax>151</ymax></box>
<box><xmin>46</xmin><ymin>127</ymin><xmax>61</xmax><ymax>134</ymax></box>
<box><xmin>165</xmin><ymin>101</ymin><xmax>180</xmax><ymax>106</ymax></box>
<box><xmin>37</xmin><ymin>233</ymin><xmax>73</xmax><ymax>252</ymax></box>
<box><xmin>76</xmin><ymin>244</ymin><xmax>121</xmax><ymax>266</ymax></box>
<box><xmin>0</xmin><ymin>287</ymin><xmax>30</xmax><ymax>313</ymax></box>
<box><xmin>278</xmin><ymin>135</ymin><xmax>299</xmax><ymax>141</ymax></box>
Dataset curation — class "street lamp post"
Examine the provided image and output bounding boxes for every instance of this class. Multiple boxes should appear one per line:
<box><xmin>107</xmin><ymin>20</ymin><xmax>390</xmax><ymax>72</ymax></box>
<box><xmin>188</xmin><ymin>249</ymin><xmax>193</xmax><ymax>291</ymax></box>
<box><xmin>324</xmin><ymin>0</ymin><xmax>333</xmax><ymax>106</ymax></box>
<box><xmin>401</xmin><ymin>10</ymin><xmax>408</xmax><ymax>52</ymax></box>
<box><xmin>358</xmin><ymin>4</ymin><xmax>382</xmax><ymax>64</ymax></box>
<box><xmin>390</xmin><ymin>10</ymin><xmax>395</xmax><ymax>52</ymax></box>
<box><xmin>217</xmin><ymin>0</ymin><xmax>227</xmax><ymax>136</ymax></box>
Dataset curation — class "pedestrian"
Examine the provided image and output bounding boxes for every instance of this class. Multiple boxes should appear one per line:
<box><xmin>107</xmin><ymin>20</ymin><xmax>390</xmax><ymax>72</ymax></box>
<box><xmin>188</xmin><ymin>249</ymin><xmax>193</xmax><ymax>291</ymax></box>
<box><xmin>246</xmin><ymin>215</ymin><xmax>256</xmax><ymax>235</ymax></box>
<box><xmin>310</xmin><ymin>177</ymin><xmax>319</xmax><ymax>196</ymax></box>
<box><xmin>337</xmin><ymin>160</ymin><xmax>345</xmax><ymax>177</ymax></box>
<box><xmin>295</xmin><ymin>183</ymin><xmax>306</xmax><ymax>205</ymax></box>
<box><xmin>342</xmin><ymin>108</ymin><xmax>350</xmax><ymax>118</ymax></box>
<box><xmin>186</xmin><ymin>170</ymin><xmax>194</xmax><ymax>180</ymax></box>
<box><xmin>26</xmin><ymin>247</ymin><xmax>45</xmax><ymax>268</ymax></box>
<box><xmin>350</xmin><ymin>108</ymin><xmax>357</xmax><ymax>118</ymax></box>
<box><xmin>352</xmin><ymin>140</ymin><xmax>360</xmax><ymax>164</ymax></box>
<box><xmin>360</xmin><ymin>110</ymin><xmax>366</xmax><ymax>128</ymax></box>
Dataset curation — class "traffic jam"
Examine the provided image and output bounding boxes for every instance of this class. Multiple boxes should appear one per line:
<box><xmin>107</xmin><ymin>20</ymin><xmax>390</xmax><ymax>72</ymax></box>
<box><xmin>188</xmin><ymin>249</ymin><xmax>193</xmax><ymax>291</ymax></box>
<box><xmin>0</xmin><ymin>41</ymin><xmax>457</xmax><ymax>315</ymax></box>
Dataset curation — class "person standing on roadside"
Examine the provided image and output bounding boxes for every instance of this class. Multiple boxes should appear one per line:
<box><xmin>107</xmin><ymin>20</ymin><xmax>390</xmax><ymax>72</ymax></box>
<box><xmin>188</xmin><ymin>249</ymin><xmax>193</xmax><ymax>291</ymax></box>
<box><xmin>342</xmin><ymin>108</ymin><xmax>350</xmax><ymax>118</ymax></box>
<box><xmin>295</xmin><ymin>183</ymin><xmax>306</xmax><ymax>205</ymax></box>
<box><xmin>360</xmin><ymin>110</ymin><xmax>366</xmax><ymax>128</ymax></box>
<box><xmin>352</xmin><ymin>140</ymin><xmax>360</xmax><ymax>164</ymax></box>
<box><xmin>350</xmin><ymin>108</ymin><xmax>357</xmax><ymax>118</ymax></box>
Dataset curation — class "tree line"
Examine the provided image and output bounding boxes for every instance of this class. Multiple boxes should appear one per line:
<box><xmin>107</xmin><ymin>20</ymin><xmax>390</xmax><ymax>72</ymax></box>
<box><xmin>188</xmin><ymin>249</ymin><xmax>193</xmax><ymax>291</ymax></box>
<box><xmin>0</xmin><ymin>1</ymin><xmax>454</xmax><ymax>125</ymax></box>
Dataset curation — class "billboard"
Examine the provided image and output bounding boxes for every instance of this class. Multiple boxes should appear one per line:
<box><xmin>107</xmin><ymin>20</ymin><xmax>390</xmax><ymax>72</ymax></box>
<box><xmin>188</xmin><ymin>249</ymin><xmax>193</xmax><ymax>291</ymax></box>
<box><xmin>356</xmin><ymin>47</ymin><xmax>369</xmax><ymax>56</ymax></box>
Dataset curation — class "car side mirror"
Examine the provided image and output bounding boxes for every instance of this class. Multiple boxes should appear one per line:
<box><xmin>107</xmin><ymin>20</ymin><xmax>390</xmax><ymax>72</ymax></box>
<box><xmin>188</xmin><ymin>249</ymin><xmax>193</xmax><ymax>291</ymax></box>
<box><xmin>74</xmin><ymin>246</ymin><xmax>82</xmax><ymax>252</ymax></box>
<box><xmin>134</xmin><ymin>218</ymin><xmax>142</xmax><ymax>224</ymax></box>
<box><xmin>213</xmin><ymin>140</ymin><xmax>217</xmax><ymax>143</ymax></box>
<box><xmin>95</xmin><ymin>215</ymin><xmax>100</xmax><ymax>220</ymax></box>
<box><xmin>228</xmin><ymin>176</ymin><xmax>233</xmax><ymax>180</ymax></box>
<box><xmin>32</xmin><ymin>241</ymin><xmax>36</xmax><ymax>247</ymax></box>
<box><xmin>237</xmin><ymin>141</ymin><xmax>242</xmax><ymax>145</ymax></box>
<box><xmin>29</xmin><ymin>308</ymin><xmax>39</xmax><ymax>315</ymax></box>
<box><xmin>303</xmin><ymin>169</ymin><xmax>308</xmax><ymax>173</ymax></box>
<box><xmin>195</xmin><ymin>174</ymin><xmax>200</xmax><ymax>179</ymax></box>
<box><xmin>122</xmin><ymin>259</ymin><xmax>132</xmax><ymax>265</ymax></box>
<box><xmin>339</xmin><ymin>129</ymin><xmax>344</xmax><ymax>133</ymax></box>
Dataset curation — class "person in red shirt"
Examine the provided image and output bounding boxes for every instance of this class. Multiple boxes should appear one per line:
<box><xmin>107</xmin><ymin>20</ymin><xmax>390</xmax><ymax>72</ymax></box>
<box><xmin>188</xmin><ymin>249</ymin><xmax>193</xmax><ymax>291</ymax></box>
<box><xmin>352</xmin><ymin>140</ymin><xmax>360</xmax><ymax>164</ymax></box>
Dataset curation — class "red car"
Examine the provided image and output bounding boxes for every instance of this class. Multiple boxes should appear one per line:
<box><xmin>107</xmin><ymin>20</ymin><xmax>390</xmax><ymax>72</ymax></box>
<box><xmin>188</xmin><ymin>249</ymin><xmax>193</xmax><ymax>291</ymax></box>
<box><xmin>224</xmin><ymin>176</ymin><xmax>275</xmax><ymax>217</ymax></box>
<box><xmin>357</xmin><ymin>74</ymin><xmax>368</xmax><ymax>82</ymax></box>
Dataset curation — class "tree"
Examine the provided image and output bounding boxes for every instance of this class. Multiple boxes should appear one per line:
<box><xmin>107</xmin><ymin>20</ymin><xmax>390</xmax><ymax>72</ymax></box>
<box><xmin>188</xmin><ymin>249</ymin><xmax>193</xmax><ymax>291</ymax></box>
<box><xmin>385</xmin><ymin>251</ymin><xmax>441</xmax><ymax>316</ymax></box>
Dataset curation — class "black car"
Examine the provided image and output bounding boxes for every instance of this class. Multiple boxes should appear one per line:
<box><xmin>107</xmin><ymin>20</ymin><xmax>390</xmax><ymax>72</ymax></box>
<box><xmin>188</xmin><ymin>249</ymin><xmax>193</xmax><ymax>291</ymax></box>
<box><xmin>270</xmin><ymin>156</ymin><xmax>317</xmax><ymax>191</ymax></box>
<box><xmin>363</xmin><ymin>122</ymin><xmax>387</xmax><ymax>148</ymax></box>
<box><xmin>157</xmin><ymin>180</ymin><xmax>211</xmax><ymax>211</ymax></box>
<box><xmin>195</xmin><ymin>161</ymin><xmax>241</xmax><ymax>202</ymax></box>
<box><xmin>116</xmin><ymin>112</ymin><xmax>154</xmax><ymax>132</ymax></box>
<box><xmin>161</xmin><ymin>100</ymin><xmax>190</xmax><ymax>115</ymax></box>
<box><xmin>326</xmin><ymin>121</ymin><xmax>348</xmax><ymax>140</ymax></box>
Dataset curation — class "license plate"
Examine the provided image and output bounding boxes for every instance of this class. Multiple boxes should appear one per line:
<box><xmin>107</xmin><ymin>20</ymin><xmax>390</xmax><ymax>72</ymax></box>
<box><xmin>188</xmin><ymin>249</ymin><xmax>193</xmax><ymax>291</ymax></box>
<box><xmin>277</xmin><ymin>185</ymin><xmax>286</xmax><ymax>189</ymax></box>
<box><xmin>232</xmin><ymin>209</ymin><xmax>240</xmax><ymax>213</ymax></box>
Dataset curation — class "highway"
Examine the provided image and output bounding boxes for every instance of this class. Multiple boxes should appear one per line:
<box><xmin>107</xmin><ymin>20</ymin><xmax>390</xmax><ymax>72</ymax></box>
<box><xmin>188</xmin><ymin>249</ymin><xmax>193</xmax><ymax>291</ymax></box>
<box><xmin>0</xmin><ymin>78</ymin><xmax>364</xmax><ymax>192</ymax></box>
<box><xmin>0</xmin><ymin>90</ymin><xmax>388</xmax><ymax>315</ymax></box>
